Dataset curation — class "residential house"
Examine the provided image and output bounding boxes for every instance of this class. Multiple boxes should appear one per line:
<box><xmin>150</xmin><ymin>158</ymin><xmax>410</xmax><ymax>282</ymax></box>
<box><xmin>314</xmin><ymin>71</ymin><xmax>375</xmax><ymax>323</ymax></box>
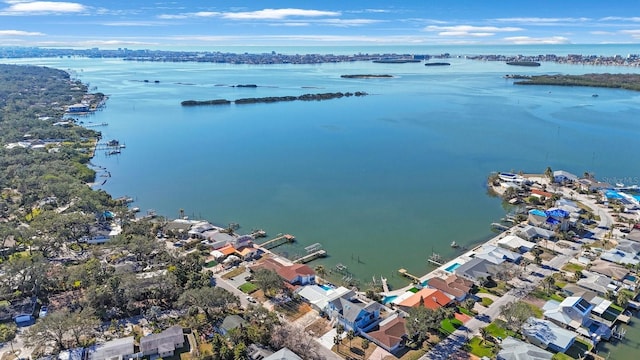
<box><xmin>475</xmin><ymin>244</ymin><xmax>522</xmax><ymax>264</ymax></box>
<box><xmin>139</xmin><ymin>325</ymin><xmax>185</xmax><ymax>358</ymax></box>
<box><xmin>531</xmin><ymin>189</ymin><xmax>554</xmax><ymax>200</ymax></box>
<box><xmin>326</xmin><ymin>295</ymin><xmax>382</xmax><ymax>333</ymax></box>
<box><xmin>427</xmin><ymin>274</ymin><xmax>473</xmax><ymax>301</ymax></box>
<box><xmin>520</xmin><ymin>225</ymin><xmax>555</xmax><ymax>241</ymax></box>
<box><xmin>86</xmin><ymin>337</ymin><xmax>135</xmax><ymax>360</ymax></box>
<box><xmin>218</xmin><ymin>315</ymin><xmax>248</xmax><ymax>336</ymax></box>
<box><xmin>396</xmin><ymin>288</ymin><xmax>451</xmax><ymax>311</ymax></box>
<box><xmin>297</xmin><ymin>285</ymin><xmax>353</xmax><ymax>313</ymax></box>
<box><xmin>0</xmin><ymin>296</ymin><xmax>37</xmax><ymax>325</ymax></box>
<box><xmin>553</xmin><ymin>170</ymin><xmax>578</xmax><ymax>184</ymax></box>
<box><xmin>250</xmin><ymin>258</ymin><xmax>315</xmax><ymax>286</ymax></box>
<box><xmin>577</xmin><ymin>272</ymin><xmax>616</xmax><ymax>296</ymax></box>
<box><xmin>364</xmin><ymin>315</ymin><xmax>407</xmax><ymax>353</ymax></box>
<box><xmin>57</xmin><ymin>348</ymin><xmax>84</xmax><ymax>360</ymax></box>
<box><xmin>543</xmin><ymin>297</ymin><xmax>611</xmax><ymax>342</ymax></box>
<box><xmin>263</xmin><ymin>348</ymin><xmax>302</xmax><ymax>360</ymax></box>
<box><xmin>616</xmin><ymin>239</ymin><xmax>640</xmax><ymax>255</ymax></box>
<box><xmin>497</xmin><ymin>336</ymin><xmax>553</xmax><ymax>360</ymax></box>
<box><xmin>454</xmin><ymin>257</ymin><xmax>501</xmax><ymax>283</ymax></box>
<box><xmin>235</xmin><ymin>246</ymin><xmax>259</xmax><ymax>261</ymax></box>
<box><xmin>497</xmin><ymin>235</ymin><xmax>536</xmax><ymax>253</ymax></box>
<box><xmin>600</xmin><ymin>248</ymin><xmax>640</xmax><ymax>267</ymax></box>
<box><xmin>589</xmin><ymin>259</ymin><xmax>631</xmax><ymax>281</ymax></box>
<box><xmin>522</xmin><ymin>317</ymin><xmax>576</xmax><ymax>353</ymax></box>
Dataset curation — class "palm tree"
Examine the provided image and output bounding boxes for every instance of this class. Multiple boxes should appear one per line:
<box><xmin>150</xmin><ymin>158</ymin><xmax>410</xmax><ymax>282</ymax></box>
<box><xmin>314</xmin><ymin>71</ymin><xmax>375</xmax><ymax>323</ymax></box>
<box><xmin>479</xmin><ymin>327</ymin><xmax>489</xmax><ymax>345</ymax></box>
<box><xmin>543</xmin><ymin>276</ymin><xmax>555</xmax><ymax>295</ymax></box>
<box><xmin>545</xmin><ymin>166</ymin><xmax>553</xmax><ymax>181</ymax></box>
<box><xmin>314</xmin><ymin>265</ymin><xmax>327</xmax><ymax>278</ymax></box>
<box><xmin>346</xmin><ymin>330</ymin><xmax>355</xmax><ymax>350</ymax></box>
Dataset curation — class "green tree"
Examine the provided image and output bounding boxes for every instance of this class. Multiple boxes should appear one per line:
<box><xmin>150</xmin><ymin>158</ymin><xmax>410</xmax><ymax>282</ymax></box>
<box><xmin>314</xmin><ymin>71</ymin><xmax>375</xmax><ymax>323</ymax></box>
<box><xmin>346</xmin><ymin>329</ymin><xmax>355</xmax><ymax>349</ymax></box>
<box><xmin>252</xmin><ymin>269</ymin><xmax>284</xmax><ymax>298</ymax></box>
<box><xmin>406</xmin><ymin>306</ymin><xmax>442</xmax><ymax>344</ymax></box>
<box><xmin>479</xmin><ymin>327</ymin><xmax>489</xmax><ymax>345</ymax></box>
<box><xmin>233</xmin><ymin>342</ymin><xmax>248</xmax><ymax>360</ymax></box>
<box><xmin>361</xmin><ymin>338</ymin><xmax>370</xmax><ymax>352</ymax></box>
<box><xmin>499</xmin><ymin>301</ymin><xmax>535</xmax><ymax>333</ymax></box>
<box><xmin>0</xmin><ymin>323</ymin><xmax>17</xmax><ymax>353</ymax></box>
<box><xmin>543</xmin><ymin>276</ymin><xmax>555</xmax><ymax>295</ymax></box>
<box><xmin>177</xmin><ymin>287</ymin><xmax>239</xmax><ymax>322</ymax></box>
<box><xmin>545</xmin><ymin>166</ymin><xmax>553</xmax><ymax>180</ymax></box>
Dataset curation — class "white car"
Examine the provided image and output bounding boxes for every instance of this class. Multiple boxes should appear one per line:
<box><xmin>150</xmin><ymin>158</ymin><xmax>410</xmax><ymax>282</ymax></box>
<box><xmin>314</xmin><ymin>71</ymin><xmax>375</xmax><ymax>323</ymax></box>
<box><xmin>39</xmin><ymin>305</ymin><xmax>48</xmax><ymax>318</ymax></box>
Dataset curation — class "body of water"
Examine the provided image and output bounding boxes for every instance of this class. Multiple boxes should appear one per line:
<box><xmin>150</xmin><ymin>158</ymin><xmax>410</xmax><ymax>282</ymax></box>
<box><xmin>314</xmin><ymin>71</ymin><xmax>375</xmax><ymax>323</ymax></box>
<box><xmin>4</xmin><ymin>43</ymin><xmax>640</xmax><ymax>359</ymax></box>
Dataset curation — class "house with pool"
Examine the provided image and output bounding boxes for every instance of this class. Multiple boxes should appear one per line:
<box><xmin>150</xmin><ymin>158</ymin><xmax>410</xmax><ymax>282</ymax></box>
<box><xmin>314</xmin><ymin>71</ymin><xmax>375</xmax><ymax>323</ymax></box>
<box><xmin>325</xmin><ymin>291</ymin><xmax>383</xmax><ymax>333</ymax></box>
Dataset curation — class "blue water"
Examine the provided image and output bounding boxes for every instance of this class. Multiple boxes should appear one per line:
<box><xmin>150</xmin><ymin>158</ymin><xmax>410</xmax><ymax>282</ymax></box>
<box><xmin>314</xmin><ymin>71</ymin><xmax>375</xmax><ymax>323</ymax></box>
<box><xmin>530</xmin><ymin>209</ymin><xmax>547</xmax><ymax>217</ymax></box>
<box><xmin>320</xmin><ymin>284</ymin><xmax>333</xmax><ymax>291</ymax></box>
<box><xmin>4</xmin><ymin>45</ymin><xmax>640</xmax><ymax>292</ymax></box>
<box><xmin>444</xmin><ymin>263</ymin><xmax>462</xmax><ymax>272</ymax></box>
<box><xmin>625</xmin><ymin>275</ymin><xmax>636</xmax><ymax>282</ymax></box>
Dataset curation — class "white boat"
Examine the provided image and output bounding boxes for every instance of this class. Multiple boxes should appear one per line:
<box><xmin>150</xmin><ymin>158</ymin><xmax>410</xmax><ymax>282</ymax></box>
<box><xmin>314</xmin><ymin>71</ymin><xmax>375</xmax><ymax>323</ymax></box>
<box><xmin>451</xmin><ymin>241</ymin><xmax>459</xmax><ymax>248</ymax></box>
<box><xmin>616</xmin><ymin>183</ymin><xmax>625</xmax><ymax>188</ymax></box>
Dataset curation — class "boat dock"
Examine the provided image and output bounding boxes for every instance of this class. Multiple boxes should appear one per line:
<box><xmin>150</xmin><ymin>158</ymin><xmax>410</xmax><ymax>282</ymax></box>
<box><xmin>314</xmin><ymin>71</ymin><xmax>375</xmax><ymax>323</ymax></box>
<box><xmin>84</xmin><ymin>122</ymin><xmax>108</xmax><ymax>127</ymax></box>
<box><xmin>381</xmin><ymin>277</ymin><xmax>390</xmax><ymax>294</ymax></box>
<box><xmin>427</xmin><ymin>252</ymin><xmax>444</xmax><ymax>266</ymax></box>
<box><xmin>491</xmin><ymin>222</ymin><xmax>510</xmax><ymax>231</ymax></box>
<box><xmin>257</xmin><ymin>233</ymin><xmax>295</xmax><ymax>250</ymax></box>
<box><xmin>293</xmin><ymin>249</ymin><xmax>327</xmax><ymax>264</ymax></box>
<box><xmin>398</xmin><ymin>268</ymin><xmax>421</xmax><ymax>283</ymax></box>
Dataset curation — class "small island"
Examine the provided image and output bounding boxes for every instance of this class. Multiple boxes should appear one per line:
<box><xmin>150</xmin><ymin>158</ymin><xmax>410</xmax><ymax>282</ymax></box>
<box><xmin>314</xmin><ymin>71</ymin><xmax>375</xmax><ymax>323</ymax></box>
<box><xmin>510</xmin><ymin>73</ymin><xmax>640</xmax><ymax>91</ymax></box>
<box><xmin>506</xmin><ymin>61</ymin><xmax>541</xmax><ymax>67</ymax></box>
<box><xmin>424</xmin><ymin>62</ymin><xmax>451</xmax><ymax>66</ymax></box>
<box><xmin>340</xmin><ymin>74</ymin><xmax>393</xmax><ymax>79</ymax></box>
<box><xmin>181</xmin><ymin>91</ymin><xmax>368</xmax><ymax>106</ymax></box>
<box><xmin>372</xmin><ymin>59</ymin><xmax>421</xmax><ymax>64</ymax></box>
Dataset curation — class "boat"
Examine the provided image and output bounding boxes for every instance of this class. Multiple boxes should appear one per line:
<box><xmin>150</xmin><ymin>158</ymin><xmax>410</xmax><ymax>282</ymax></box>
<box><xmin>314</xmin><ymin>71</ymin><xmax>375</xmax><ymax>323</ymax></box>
<box><xmin>616</xmin><ymin>183</ymin><xmax>624</xmax><ymax>188</ymax></box>
<box><xmin>424</xmin><ymin>62</ymin><xmax>451</xmax><ymax>66</ymax></box>
<box><xmin>451</xmin><ymin>241</ymin><xmax>459</xmax><ymax>248</ymax></box>
<box><xmin>592</xmin><ymin>94</ymin><xmax>599</xmax><ymax>97</ymax></box>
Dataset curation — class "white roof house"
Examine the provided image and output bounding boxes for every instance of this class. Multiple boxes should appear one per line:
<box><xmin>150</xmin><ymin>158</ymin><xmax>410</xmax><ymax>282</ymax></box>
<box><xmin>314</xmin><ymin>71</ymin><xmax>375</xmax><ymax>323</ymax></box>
<box><xmin>87</xmin><ymin>337</ymin><xmax>135</xmax><ymax>360</ymax></box>
<box><xmin>475</xmin><ymin>244</ymin><xmax>521</xmax><ymax>264</ymax></box>
<box><xmin>497</xmin><ymin>235</ymin><xmax>536</xmax><ymax>253</ymax></box>
<box><xmin>497</xmin><ymin>336</ymin><xmax>553</xmax><ymax>360</ymax></box>
<box><xmin>297</xmin><ymin>285</ymin><xmax>353</xmax><ymax>312</ymax></box>
<box><xmin>522</xmin><ymin>317</ymin><xmax>576</xmax><ymax>353</ymax></box>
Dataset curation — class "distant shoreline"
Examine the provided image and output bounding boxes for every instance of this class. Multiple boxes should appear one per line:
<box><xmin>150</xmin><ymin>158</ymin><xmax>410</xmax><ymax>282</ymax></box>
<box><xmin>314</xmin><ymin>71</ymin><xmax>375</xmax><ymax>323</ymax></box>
<box><xmin>181</xmin><ymin>91</ymin><xmax>368</xmax><ymax>106</ymax></box>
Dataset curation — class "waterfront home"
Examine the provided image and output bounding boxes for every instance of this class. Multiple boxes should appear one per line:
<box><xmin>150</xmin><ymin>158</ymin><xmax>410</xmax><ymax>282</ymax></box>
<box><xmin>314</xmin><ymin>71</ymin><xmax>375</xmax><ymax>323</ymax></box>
<box><xmin>553</xmin><ymin>170</ymin><xmax>578</xmax><ymax>184</ymax></box>
<box><xmin>454</xmin><ymin>257</ymin><xmax>501</xmax><ymax>283</ymax></box>
<box><xmin>364</xmin><ymin>314</ymin><xmax>407</xmax><ymax>353</ymax></box>
<box><xmin>531</xmin><ymin>189</ymin><xmax>554</xmax><ymax>200</ymax></box>
<box><xmin>326</xmin><ymin>294</ymin><xmax>382</xmax><ymax>333</ymax></box>
<box><xmin>427</xmin><ymin>274</ymin><xmax>473</xmax><ymax>301</ymax></box>
<box><xmin>543</xmin><ymin>297</ymin><xmax>611</xmax><ymax>342</ymax></box>
<box><xmin>86</xmin><ymin>337</ymin><xmax>135</xmax><ymax>360</ymax></box>
<box><xmin>522</xmin><ymin>317</ymin><xmax>576</xmax><ymax>353</ymax></box>
<box><xmin>66</xmin><ymin>103</ymin><xmax>89</xmax><ymax>113</ymax></box>
<box><xmin>497</xmin><ymin>235</ymin><xmax>536</xmax><ymax>253</ymax></box>
<box><xmin>588</xmin><ymin>260</ymin><xmax>628</xmax><ymax>281</ymax></box>
<box><xmin>235</xmin><ymin>245</ymin><xmax>259</xmax><ymax>261</ymax></box>
<box><xmin>396</xmin><ymin>287</ymin><xmax>452</xmax><ymax>312</ymax></box>
<box><xmin>497</xmin><ymin>336</ymin><xmax>553</xmax><ymax>360</ymax></box>
<box><xmin>555</xmin><ymin>199</ymin><xmax>582</xmax><ymax>214</ymax></box>
<box><xmin>577</xmin><ymin>272</ymin><xmax>616</xmax><ymax>296</ymax></box>
<box><xmin>218</xmin><ymin>315</ymin><xmax>248</xmax><ymax>336</ymax></box>
<box><xmin>475</xmin><ymin>244</ymin><xmax>522</xmax><ymax>264</ymax></box>
<box><xmin>297</xmin><ymin>285</ymin><xmax>353</xmax><ymax>313</ymax></box>
<box><xmin>250</xmin><ymin>257</ymin><xmax>316</xmax><ymax>286</ymax></box>
<box><xmin>600</xmin><ymin>248</ymin><xmax>639</xmax><ymax>266</ymax></box>
<box><xmin>578</xmin><ymin>178</ymin><xmax>611</xmax><ymax>192</ymax></box>
<box><xmin>263</xmin><ymin>348</ymin><xmax>302</xmax><ymax>360</ymax></box>
<box><xmin>139</xmin><ymin>325</ymin><xmax>185</xmax><ymax>358</ymax></box>
<box><xmin>519</xmin><ymin>225</ymin><xmax>555</xmax><ymax>241</ymax></box>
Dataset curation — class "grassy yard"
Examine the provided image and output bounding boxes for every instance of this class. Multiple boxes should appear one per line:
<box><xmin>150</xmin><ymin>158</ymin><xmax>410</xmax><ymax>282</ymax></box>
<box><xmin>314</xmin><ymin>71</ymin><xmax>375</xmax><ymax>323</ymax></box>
<box><xmin>457</xmin><ymin>306</ymin><xmax>474</xmax><ymax>316</ymax></box>
<box><xmin>440</xmin><ymin>318</ymin><xmax>463</xmax><ymax>335</ymax></box>
<box><xmin>562</xmin><ymin>263</ymin><xmax>585</xmax><ymax>272</ymax></box>
<box><xmin>480</xmin><ymin>297</ymin><xmax>494</xmax><ymax>306</ymax></box>
<box><xmin>552</xmin><ymin>352</ymin><xmax>573</xmax><ymax>360</ymax></box>
<box><xmin>485</xmin><ymin>320</ymin><xmax>517</xmax><ymax>340</ymax></box>
<box><xmin>529</xmin><ymin>288</ymin><xmax>565</xmax><ymax>303</ymax></box>
<box><xmin>238</xmin><ymin>282</ymin><xmax>258</xmax><ymax>293</ymax></box>
<box><xmin>221</xmin><ymin>266</ymin><xmax>246</xmax><ymax>279</ymax></box>
<box><xmin>466</xmin><ymin>337</ymin><xmax>498</xmax><ymax>358</ymax></box>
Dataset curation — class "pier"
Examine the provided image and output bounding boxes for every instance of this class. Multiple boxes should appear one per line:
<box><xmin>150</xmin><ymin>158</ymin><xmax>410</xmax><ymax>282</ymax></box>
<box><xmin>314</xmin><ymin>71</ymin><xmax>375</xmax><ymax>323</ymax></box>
<box><xmin>398</xmin><ymin>268</ymin><xmax>421</xmax><ymax>283</ymax></box>
<box><xmin>491</xmin><ymin>222</ymin><xmax>510</xmax><ymax>231</ymax></box>
<box><xmin>257</xmin><ymin>233</ymin><xmax>295</xmax><ymax>250</ymax></box>
<box><xmin>293</xmin><ymin>249</ymin><xmax>327</xmax><ymax>264</ymax></box>
<box><xmin>427</xmin><ymin>252</ymin><xmax>444</xmax><ymax>266</ymax></box>
<box><xmin>381</xmin><ymin>277</ymin><xmax>390</xmax><ymax>294</ymax></box>
<box><xmin>84</xmin><ymin>122</ymin><xmax>108</xmax><ymax>127</ymax></box>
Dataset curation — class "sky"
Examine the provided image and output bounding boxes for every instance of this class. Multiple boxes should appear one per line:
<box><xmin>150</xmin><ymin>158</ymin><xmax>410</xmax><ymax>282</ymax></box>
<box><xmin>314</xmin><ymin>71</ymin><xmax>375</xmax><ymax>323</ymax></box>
<box><xmin>1</xmin><ymin>0</ymin><xmax>640</xmax><ymax>49</ymax></box>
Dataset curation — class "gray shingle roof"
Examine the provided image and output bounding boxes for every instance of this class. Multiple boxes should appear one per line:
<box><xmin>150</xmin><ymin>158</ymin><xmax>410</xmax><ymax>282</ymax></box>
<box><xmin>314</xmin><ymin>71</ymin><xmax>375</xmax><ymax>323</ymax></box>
<box><xmin>140</xmin><ymin>325</ymin><xmax>184</xmax><ymax>355</ymax></box>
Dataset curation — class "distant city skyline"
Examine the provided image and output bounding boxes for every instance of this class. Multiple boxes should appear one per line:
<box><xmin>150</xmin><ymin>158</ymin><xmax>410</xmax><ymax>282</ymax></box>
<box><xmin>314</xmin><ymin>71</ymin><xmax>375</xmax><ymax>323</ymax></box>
<box><xmin>0</xmin><ymin>0</ymin><xmax>639</xmax><ymax>48</ymax></box>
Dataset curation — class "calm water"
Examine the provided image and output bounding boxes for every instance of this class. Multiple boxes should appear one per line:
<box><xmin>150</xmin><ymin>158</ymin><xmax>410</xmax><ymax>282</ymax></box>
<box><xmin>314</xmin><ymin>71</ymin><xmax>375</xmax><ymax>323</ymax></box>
<box><xmin>5</xmin><ymin>44</ymin><xmax>640</xmax><ymax>359</ymax></box>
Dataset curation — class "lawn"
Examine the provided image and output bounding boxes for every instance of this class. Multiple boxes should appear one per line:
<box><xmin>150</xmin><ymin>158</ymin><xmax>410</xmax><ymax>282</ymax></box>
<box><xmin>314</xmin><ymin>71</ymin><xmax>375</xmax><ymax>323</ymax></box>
<box><xmin>485</xmin><ymin>320</ymin><xmax>517</xmax><ymax>340</ymax></box>
<box><xmin>457</xmin><ymin>306</ymin><xmax>474</xmax><ymax>316</ymax></box>
<box><xmin>552</xmin><ymin>353</ymin><xmax>573</xmax><ymax>360</ymax></box>
<box><xmin>529</xmin><ymin>289</ymin><xmax>565</xmax><ymax>303</ymax></box>
<box><xmin>562</xmin><ymin>263</ymin><xmax>585</xmax><ymax>272</ymax></box>
<box><xmin>481</xmin><ymin>297</ymin><xmax>494</xmax><ymax>306</ymax></box>
<box><xmin>466</xmin><ymin>337</ymin><xmax>498</xmax><ymax>358</ymax></box>
<box><xmin>440</xmin><ymin>318</ymin><xmax>463</xmax><ymax>335</ymax></box>
<box><xmin>204</xmin><ymin>260</ymin><xmax>218</xmax><ymax>268</ymax></box>
<box><xmin>221</xmin><ymin>266</ymin><xmax>246</xmax><ymax>279</ymax></box>
<box><xmin>238</xmin><ymin>282</ymin><xmax>258</xmax><ymax>294</ymax></box>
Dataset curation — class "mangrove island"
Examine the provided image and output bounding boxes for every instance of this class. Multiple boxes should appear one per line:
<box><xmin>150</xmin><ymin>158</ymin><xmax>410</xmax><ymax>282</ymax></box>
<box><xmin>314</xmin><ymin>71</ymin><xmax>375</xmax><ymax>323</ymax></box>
<box><xmin>181</xmin><ymin>91</ymin><xmax>368</xmax><ymax>106</ymax></box>
<box><xmin>511</xmin><ymin>73</ymin><xmax>640</xmax><ymax>91</ymax></box>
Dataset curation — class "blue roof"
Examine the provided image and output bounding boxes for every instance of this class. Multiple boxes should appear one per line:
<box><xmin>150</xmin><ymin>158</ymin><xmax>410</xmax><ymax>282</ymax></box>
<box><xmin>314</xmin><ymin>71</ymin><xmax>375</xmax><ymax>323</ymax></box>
<box><xmin>545</xmin><ymin>209</ymin><xmax>569</xmax><ymax>218</ymax></box>
<box><xmin>605</xmin><ymin>190</ymin><xmax>623</xmax><ymax>200</ymax></box>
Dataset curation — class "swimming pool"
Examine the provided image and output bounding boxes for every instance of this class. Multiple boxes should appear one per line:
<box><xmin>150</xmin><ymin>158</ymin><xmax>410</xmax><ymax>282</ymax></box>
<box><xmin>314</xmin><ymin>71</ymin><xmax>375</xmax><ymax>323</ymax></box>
<box><xmin>625</xmin><ymin>275</ymin><xmax>637</xmax><ymax>282</ymax></box>
<box><xmin>382</xmin><ymin>295</ymin><xmax>397</xmax><ymax>304</ymax></box>
<box><xmin>320</xmin><ymin>284</ymin><xmax>333</xmax><ymax>291</ymax></box>
<box><xmin>444</xmin><ymin>262</ymin><xmax>462</xmax><ymax>272</ymax></box>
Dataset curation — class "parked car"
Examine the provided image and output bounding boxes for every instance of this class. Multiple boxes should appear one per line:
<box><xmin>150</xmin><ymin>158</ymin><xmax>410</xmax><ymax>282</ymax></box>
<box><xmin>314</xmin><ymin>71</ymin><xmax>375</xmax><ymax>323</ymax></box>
<box><xmin>38</xmin><ymin>306</ymin><xmax>48</xmax><ymax>318</ymax></box>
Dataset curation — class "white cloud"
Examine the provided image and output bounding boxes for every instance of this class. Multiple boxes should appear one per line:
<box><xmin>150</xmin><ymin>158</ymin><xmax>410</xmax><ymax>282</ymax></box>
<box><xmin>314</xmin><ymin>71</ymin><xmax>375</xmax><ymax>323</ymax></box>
<box><xmin>320</xmin><ymin>18</ymin><xmax>382</xmax><ymax>27</ymax></box>
<box><xmin>494</xmin><ymin>17</ymin><xmax>590</xmax><ymax>25</ymax></box>
<box><xmin>1</xmin><ymin>1</ymin><xmax>86</xmax><ymax>15</ymax></box>
<box><xmin>221</xmin><ymin>8</ymin><xmax>340</xmax><ymax>20</ymax></box>
<box><xmin>590</xmin><ymin>31</ymin><xmax>615</xmax><ymax>35</ymax></box>
<box><xmin>159</xmin><ymin>8</ymin><xmax>340</xmax><ymax>21</ymax></box>
<box><xmin>620</xmin><ymin>29</ymin><xmax>640</xmax><ymax>39</ymax></box>
<box><xmin>101</xmin><ymin>21</ymin><xmax>166</xmax><ymax>27</ymax></box>
<box><xmin>502</xmin><ymin>36</ymin><xmax>570</xmax><ymax>45</ymax></box>
<box><xmin>424</xmin><ymin>25</ymin><xmax>522</xmax><ymax>37</ymax></box>
<box><xmin>600</xmin><ymin>17</ymin><xmax>640</xmax><ymax>22</ymax></box>
<box><xmin>0</xmin><ymin>29</ymin><xmax>44</xmax><ymax>36</ymax></box>
<box><xmin>267</xmin><ymin>22</ymin><xmax>310</xmax><ymax>27</ymax></box>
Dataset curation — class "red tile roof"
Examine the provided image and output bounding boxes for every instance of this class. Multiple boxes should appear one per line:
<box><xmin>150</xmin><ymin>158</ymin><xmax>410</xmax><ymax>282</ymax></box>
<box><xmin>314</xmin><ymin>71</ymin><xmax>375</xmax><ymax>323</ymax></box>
<box><xmin>367</xmin><ymin>317</ymin><xmax>407</xmax><ymax>350</ymax></box>
<box><xmin>398</xmin><ymin>288</ymin><xmax>451</xmax><ymax>310</ymax></box>
<box><xmin>250</xmin><ymin>258</ymin><xmax>315</xmax><ymax>283</ymax></box>
<box><xmin>531</xmin><ymin>189</ymin><xmax>553</xmax><ymax>198</ymax></box>
<box><xmin>428</xmin><ymin>275</ymin><xmax>473</xmax><ymax>299</ymax></box>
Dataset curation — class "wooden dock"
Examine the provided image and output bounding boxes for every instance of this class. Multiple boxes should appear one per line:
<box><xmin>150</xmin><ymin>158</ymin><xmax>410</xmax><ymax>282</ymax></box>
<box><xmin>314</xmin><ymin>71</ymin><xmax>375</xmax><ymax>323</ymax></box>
<box><xmin>398</xmin><ymin>268</ymin><xmax>421</xmax><ymax>283</ymax></box>
<box><xmin>381</xmin><ymin>277</ymin><xmax>390</xmax><ymax>293</ymax></box>
<box><xmin>293</xmin><ymin>250</ymin><xmax>327</xmax><ymax>264</ymax></box>
<box><xmin>257</xmin><ymin>233</ymin><xmax>295</xmax><ymax>250</ymax></box>
<box><xmin>491</xmin><ymin>222</ymin><xmax>510</xmax><ymax>231</ymax></box>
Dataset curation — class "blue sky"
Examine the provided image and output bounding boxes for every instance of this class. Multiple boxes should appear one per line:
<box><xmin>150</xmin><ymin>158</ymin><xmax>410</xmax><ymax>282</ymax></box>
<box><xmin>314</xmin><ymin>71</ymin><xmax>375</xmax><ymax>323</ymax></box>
<box><xmin>1</xmin><ymin>0</ymin><xmax>639</xmax><ymax>48</ymax></box>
